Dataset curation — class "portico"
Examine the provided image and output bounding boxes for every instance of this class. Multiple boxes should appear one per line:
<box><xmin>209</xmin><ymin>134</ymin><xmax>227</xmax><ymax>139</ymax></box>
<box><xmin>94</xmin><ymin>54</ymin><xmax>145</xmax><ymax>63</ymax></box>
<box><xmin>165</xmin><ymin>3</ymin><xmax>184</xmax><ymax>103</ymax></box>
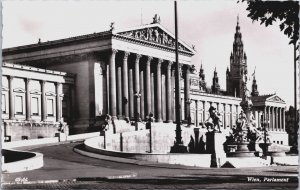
<box><xmin>3</xmin><ymin>21</ymin><xmax>196</xmax><ymax>133</ymax></box>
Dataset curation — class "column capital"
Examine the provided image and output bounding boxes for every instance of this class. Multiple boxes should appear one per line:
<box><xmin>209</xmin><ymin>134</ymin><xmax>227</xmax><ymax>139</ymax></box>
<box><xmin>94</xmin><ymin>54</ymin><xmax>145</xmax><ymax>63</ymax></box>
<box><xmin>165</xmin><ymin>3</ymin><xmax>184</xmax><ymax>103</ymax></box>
<box><xmin>158</xmin><ymin>58</ymin><xmax>164</xmax><ymax>64</ymax></box>
<box><xmin>123</xmin><ymin>51</ymin><xmax>130</xmax><ymax>60</ymax></box>
<box><xmin>8</xmin><ymin>75</ymin><xmax>14</xmax><ymax>80</ymax></box>
<box><xmin>111</xmin><ymin>49</ymin><xmax>118</xmax><ymax>55</ymax></box>
<box><xmin>40</xmin><ymin>80</ymin><xmax>46</xmax><ymax>85</ymax></box>
<box><xmin>167</xmin><ymin>60</ymin><xmax>173</xmax><ymax>69</ymax></box>
<box><xmin>147</xmin><ymin>56</ymin><xmax>153</xmax><ymax>62</ymax></box>
<box><xmin>24</xmin><ymin>77</ymin><xmax>31</xmax><ymax>84</ymax></box>
<box><xmin>136</xmin><ymin>54</ymin><xmax>142</xmax><ymax>60</ymax></box>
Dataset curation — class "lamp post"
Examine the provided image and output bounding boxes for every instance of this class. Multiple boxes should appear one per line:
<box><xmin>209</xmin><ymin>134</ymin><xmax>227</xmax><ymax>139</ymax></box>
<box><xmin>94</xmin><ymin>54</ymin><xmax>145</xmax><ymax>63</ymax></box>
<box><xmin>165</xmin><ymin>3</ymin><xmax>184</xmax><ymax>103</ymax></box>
<box><xmin>170</xmin><ymin>0</ymin><xmax>188</xmax><ymax>153</ymax></box>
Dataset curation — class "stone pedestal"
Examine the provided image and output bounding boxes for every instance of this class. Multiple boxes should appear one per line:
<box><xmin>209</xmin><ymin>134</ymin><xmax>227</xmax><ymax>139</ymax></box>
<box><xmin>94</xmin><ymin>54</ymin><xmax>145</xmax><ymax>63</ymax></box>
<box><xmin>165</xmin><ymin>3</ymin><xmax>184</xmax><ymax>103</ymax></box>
<box><xmin>206</xmin><ymin>132</ymin><xmax>226</xmax><ymax>167</ymax></box>
<box><xmin>58</xmin><ymin>132</ymin><xmax>67</xmax><ymax>142</ymax></box>
<box><xmin>226</xmin><ymin>142</ymin><xmax>256</xmax><ymax>157</ymax></box>
<box><xmin>101</xmin><ymin>128</ymin><xmax>114</xmax><ymax>150</ymax></box>
<box><xmin>170</xmin><ymin>144</ymin><xmax>188</xmax><ymax>153</ymax></box>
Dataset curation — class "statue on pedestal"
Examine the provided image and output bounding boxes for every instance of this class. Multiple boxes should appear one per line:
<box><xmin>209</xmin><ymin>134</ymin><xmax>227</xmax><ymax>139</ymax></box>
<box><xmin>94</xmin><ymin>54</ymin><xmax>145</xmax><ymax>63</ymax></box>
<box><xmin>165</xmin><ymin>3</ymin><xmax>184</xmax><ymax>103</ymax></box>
<box><xmin>205</xmin><ymin>106</ymin><xmax>222</xmax><ymax>132</ymax></box>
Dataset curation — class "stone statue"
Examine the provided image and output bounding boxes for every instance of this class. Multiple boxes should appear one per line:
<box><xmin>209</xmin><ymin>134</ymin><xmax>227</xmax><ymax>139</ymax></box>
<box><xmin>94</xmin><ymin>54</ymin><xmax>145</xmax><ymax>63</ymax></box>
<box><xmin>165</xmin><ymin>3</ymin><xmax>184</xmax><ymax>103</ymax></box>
<box><xmin>190</xmin><ymin>64</ymin><xmax>196</xmax><ymax>74</ymax></box>
<box><xmin>94</xmin><ymin>114</ymin><xmax>112</xmax><ymax>131</ymax></box>
<box><xmin>152</xmin><ymin>14</ymin><xmax>161</xmax><ymax>24</ymax></box>
<box><xmin>110</xmin><ymin>22</ymin><xmax>115</xmax><ymax>31</ymax></box>
<box><xmin>205</xmin><ymin>106</ymin><xmax>222</xmax><ymax>132</ymax></box>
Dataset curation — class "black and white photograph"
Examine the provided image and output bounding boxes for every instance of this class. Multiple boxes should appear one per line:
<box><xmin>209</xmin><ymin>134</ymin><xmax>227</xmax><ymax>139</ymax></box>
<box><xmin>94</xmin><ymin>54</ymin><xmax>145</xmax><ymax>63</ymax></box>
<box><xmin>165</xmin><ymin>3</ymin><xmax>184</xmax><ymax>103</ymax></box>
<box><xmin>1</xmin><ymin>0</ymin><xmax>299</xmax><ymax>189</ymax></box>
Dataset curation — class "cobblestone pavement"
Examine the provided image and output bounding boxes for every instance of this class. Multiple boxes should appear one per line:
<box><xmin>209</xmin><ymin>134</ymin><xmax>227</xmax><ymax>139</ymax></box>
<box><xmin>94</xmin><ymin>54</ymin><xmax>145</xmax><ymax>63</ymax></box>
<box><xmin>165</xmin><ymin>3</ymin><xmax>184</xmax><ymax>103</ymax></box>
<box><xmin>1</xmin><ymin>142</ymin><xmax>298</xmax><ymax>189</ymax></box>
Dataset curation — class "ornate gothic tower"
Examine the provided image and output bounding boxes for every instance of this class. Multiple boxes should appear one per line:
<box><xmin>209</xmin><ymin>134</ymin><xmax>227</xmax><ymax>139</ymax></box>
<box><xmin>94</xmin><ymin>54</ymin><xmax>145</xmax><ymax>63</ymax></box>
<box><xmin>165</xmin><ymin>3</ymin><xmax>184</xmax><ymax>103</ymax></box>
<box><xmin>226</xmin><ymin>16</ymin><xmax>248</xmax><ymax>97</ymax></box>
<box><xmin>211</xmin><ymin>67</ymin><xmax>220</xmax><ymax>94</ymax></box>
<box><xmin>199</xmin><ymin>64</ymin><xmax>207</xmax><ymax>91</ymax></box>
<box><xmin>251</xmin><ymin>74</ymin><xmax>259</xmax><ymax>96</ymax></box>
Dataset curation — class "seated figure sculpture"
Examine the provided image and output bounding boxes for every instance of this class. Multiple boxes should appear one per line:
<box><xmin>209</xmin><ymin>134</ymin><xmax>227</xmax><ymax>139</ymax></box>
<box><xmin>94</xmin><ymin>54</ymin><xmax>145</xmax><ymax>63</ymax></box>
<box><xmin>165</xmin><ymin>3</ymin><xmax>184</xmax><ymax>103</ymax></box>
<box><xmin>205</xmin><ymin>106</ymin><xmax>222</xmax><ymax>132</ymax></box>
<box><xmin>94</xmin><ymin>114</ymin><xmax>112</xmax><ymax>131</ymax></box>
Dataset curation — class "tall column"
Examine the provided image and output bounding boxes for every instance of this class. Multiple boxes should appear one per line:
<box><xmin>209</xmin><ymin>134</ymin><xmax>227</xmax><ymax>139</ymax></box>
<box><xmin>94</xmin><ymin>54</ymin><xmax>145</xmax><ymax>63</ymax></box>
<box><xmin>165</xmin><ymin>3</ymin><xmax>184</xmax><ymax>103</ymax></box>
<box><xmin>129</xmin><ymin>68</ymin><xmax>134</xmax><ymax>119</ymax></box>
<box><xmin>283</xmin><ymin>108</ymin><xmax>286</xmax><ymax>132</ymax></box>
<box><xmin>203</xmin><ymin>101</ymin><xmax>206</xmax><ymax>123</ymax></box>
<box><xmin>156</xmin><ymin>59</ymin><xmax>163</xmax><ymax>122</ymax></box>
<box><xmin>271</xmin><ymin>107</ymin><xmax>275</xmax><ymax>131</ymax></box>
<box><xmin>223</xmin><ymin>104</ymin><xmax>226</xmax><ymax>127</ymax></box>
<box><xmin>267</xmin><ymin>106</ymin><xmax>270</xmax><ymax>130</ymax></box>
<box><xmin>8</xmin><ymin>76</ymin><xmax>15</xmax><ymax>120</ymax></box>
<box><xmin>184</xmin><ymin>65</ymin><xmax>190</xmax><ymax>122</ymax></box>
<box><xmin>25</xmin><ymin>78</ymin><xmax>31</xmax><ymax>121</ymax></box>
<box><xmin>195</xmin><ymin>100</ymin><xmax>199</xmax><ymax>127</ymax></box>
<box><xmin>105</xmin><ymin>64</ymin><xmax>110</xmax><ymax>114</ymax></box>
<box><xmin>109</xmin><ymin>49</ymin><xmax>118</xmax><ymax>119</ymax></box>
<box><xmin>276</xmin><ymin>107</ymin><xmax>278</xmax><ymax>131</ymax></box>
<box><xmin>151</xmin><ymin>72</ymin><xmax>155</xmax><ymax>117</ymax></box>
<box><xmin>166</xmin><ymin>61</ymin><xmax>172</xmax><ymax>122</ymax></box>
<box><xmin>56</xmin><ymin>82</ymin><xmax>62</xmax><ymax>122</ymax></box>
<box><xmin>122</xmin><ymin>52</ymin><xmax>130</xmax><ymax>119</ymax></box>
<box><xmin>172</xmin><ymin>69</ymin><xmax>175</xmax><ymax>121</ymax></box>
<box><xmin>140</xmin><ymin>68</ymin><xmax>145</xmax><ymax>120</ymax></box>
<box><xmin>146</xmin><ymin>56</ymin><xmax>152</xmax><ymax>116</ymax></box>
<box><xmin>41</xmin><ymin>80</ymin><xmax>46</xmax><ymax>121</ymax></box>
<box><xmin>134</xmin><ymin>54</ymin><xmax>142</xmax><ymax>121</ymax></box>
<box><xmin>278</xmin><ymin>108</ymin><xmax>282</xmax><ymax>131</ymax></box>
<box><xmin>117</xmin><ymin>63</ymin><xmax>122</xmax><ymax>118</ymax></box>
<box><xmin>257</xmin><ymin>111</ymin><xmax>260</xmax><ymax>128</ymax></box>
<box><xmin>230</xmin><ymin>104</ymin><xmax>233</xmax><ymax>128</ymax></box>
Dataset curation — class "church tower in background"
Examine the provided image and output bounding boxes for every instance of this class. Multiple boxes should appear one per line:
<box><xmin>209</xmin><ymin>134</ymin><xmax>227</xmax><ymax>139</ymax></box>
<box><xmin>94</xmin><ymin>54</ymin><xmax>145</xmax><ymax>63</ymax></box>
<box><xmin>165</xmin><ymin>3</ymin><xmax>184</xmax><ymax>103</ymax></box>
<box><xmin>226</xmin><ymin>16</ymin><xmax>248</xmax><ymax>97</ymax></box>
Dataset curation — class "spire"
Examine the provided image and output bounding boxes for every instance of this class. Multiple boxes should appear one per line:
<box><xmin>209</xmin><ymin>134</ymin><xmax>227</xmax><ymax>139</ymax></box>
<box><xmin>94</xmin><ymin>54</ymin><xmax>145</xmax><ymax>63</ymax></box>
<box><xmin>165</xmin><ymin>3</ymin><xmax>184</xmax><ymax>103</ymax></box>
<box><xmin>212</xmin><ymin>67</ymin><xmax>220</xmax><ymax>94</ymax></box>
<box><xmin>199</xmin><ymin>63</ymin><xmax>206</xmax><ymax>91</ymax></box>
<box><xmin>251</xmin><ymin>68</ymin><xmax>259</xmax><ymax>96</ymax></box>
<box><xmin>226</xmin><ymin>67</ymin><xmax>230</xmax><ymax>74</ymax></box>
<box><xmin>236</xmin><ymin>15</ymin><xmax>240</xmax><ymax>32</ymax></box>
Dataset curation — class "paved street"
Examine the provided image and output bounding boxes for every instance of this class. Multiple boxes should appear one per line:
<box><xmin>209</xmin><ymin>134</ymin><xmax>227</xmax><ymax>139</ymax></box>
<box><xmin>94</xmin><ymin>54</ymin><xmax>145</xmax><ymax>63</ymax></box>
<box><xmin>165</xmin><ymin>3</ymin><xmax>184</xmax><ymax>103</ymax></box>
<box><xmin>1</xmin><ymin>142</ymin><xmax>298</xmax><ymax>189</ymax></box>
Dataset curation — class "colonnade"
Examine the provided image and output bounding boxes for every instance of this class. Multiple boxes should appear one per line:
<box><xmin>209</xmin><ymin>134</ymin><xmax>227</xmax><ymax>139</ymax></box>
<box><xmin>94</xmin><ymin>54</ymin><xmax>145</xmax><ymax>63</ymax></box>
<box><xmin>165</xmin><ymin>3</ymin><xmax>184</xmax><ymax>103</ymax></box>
<box><xmin>105</xmin><ymin>49</ymin><xmax>191</xmax><ymax>123</ymax></box>
<box><xmin>262</xmin><ymin>106</ymin><xmax>286</xmax><ymax>132</ymax></box>
<box><xmin>5</xmin><ymin>75</ymin><xmax>63</xmax><ymax>122</ymax></box>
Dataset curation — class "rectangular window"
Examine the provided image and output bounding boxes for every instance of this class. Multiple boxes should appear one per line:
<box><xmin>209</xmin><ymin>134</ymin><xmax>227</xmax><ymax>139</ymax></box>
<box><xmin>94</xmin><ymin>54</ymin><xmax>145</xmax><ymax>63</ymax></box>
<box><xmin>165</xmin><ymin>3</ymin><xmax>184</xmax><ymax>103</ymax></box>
<box><xmin>15</xmin><ymin>95</ymin><xmax>23</xmax><ymax>114</ymax></box>
<box><xmin>31</xmin><ymin>97</ymin><xmax>39</xmax><ymax>116</ymax></box>
<box><xmin>47</xmin><ymin>99</ymin><xmax>54</xmax><ymax>116</ymax></box>
<box><xmin>2</xmin><ymin>94</ymin><xmax>6</xmax><ymax>113</ymax></box>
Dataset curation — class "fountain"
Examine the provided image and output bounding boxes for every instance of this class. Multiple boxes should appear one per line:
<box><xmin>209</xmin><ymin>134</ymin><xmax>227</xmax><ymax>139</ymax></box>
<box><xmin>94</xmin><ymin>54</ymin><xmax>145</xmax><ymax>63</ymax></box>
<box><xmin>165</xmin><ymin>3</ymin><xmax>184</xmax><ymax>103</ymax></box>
<box><xmin>225</xmin><ymin>69</ymin><xmax>265</xmax><ymax>157</ymax></box>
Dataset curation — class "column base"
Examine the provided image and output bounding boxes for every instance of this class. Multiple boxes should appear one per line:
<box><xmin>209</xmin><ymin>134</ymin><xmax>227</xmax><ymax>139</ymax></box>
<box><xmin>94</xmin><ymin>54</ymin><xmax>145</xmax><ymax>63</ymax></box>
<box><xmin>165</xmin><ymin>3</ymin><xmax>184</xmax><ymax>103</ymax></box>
<box><xmin>166</xmin><ymin>120</ymin><xmax>173</xmax><ymax>123</ymax></box>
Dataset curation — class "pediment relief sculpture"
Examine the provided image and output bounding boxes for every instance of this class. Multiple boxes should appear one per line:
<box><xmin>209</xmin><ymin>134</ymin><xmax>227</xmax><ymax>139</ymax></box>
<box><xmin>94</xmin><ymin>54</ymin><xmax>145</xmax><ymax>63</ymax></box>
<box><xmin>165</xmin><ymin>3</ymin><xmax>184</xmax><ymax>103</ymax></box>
<box><xmin>118</xmin><ymin>27</ymin><xmax>190</xmax><ymax>52</ymax></box>
<box><xmin>268</xmin><ymin>95</ymin><xmax>285</xmax><ymax>103</ymax></box>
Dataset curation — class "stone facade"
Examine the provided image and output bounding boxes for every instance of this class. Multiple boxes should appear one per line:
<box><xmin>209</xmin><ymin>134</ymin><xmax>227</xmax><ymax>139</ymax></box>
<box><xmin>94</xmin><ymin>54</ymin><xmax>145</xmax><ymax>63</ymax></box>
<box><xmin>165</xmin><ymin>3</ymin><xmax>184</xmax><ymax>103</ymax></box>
<box><xmin>2</xmin><ymin>63</ymin><xmax>75</xmax><ymax>141</ymax></box>
<box><xmin>2</xmin><ymin>16</ymin><xmax>288</xmax><ymax>145</ymax></box>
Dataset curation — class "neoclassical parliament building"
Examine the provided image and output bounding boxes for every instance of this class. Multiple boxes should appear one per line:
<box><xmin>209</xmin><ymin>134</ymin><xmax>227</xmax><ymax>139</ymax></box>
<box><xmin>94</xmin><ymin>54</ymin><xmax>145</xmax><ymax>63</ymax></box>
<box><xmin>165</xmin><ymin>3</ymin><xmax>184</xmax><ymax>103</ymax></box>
<box><xmin>1</xmin><ymin>16</ymin><xmax>288</xmax><ymax>145</ymax></box>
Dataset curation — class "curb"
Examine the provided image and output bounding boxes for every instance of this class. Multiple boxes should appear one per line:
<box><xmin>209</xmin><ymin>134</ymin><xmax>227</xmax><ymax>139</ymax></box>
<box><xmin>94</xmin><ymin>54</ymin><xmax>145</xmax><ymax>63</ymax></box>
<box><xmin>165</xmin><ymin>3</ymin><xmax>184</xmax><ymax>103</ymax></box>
<box><xmin>1</xmin><ymin>173</ymin><xmax>138</xmax><ymax>185</ymax></box>
<box><xmin>73</xmin><ymin>145</ymin><xmax>202</xmax><ymax>170</ymax></box>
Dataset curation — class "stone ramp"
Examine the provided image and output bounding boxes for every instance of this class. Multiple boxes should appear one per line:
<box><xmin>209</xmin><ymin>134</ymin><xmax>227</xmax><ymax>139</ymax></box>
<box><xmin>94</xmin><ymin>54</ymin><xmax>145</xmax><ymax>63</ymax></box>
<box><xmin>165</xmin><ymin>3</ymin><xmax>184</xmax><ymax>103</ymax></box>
<box><xmin>221</xmin><ymin>157</ymin><xmax>270</xmax><ymax>168</ymax></box>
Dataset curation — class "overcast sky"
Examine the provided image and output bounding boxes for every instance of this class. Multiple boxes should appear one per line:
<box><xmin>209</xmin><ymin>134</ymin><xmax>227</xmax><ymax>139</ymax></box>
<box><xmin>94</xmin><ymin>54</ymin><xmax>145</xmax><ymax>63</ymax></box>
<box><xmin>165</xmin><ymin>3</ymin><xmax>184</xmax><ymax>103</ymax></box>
<box><xmin>2</xmin><ymin>0</ymin><xmax>296</xmax><ymax>108</ymax></box>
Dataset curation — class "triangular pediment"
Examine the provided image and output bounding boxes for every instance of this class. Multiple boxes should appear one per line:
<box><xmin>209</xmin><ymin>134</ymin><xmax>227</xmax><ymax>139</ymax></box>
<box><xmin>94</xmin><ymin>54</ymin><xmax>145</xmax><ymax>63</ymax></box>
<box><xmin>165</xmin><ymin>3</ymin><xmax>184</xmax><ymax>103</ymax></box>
<box><xmin>266</xmin><ymin>95</ymin><xmax>285</xmax><ymax>103</ymax></box>
<box><xmin>115</xmin><ymin>23</ymin><xmax>196</xmax><ymax>54</ymax></box>
<box><xmin>13</xmin><ymin>88</ymin><xmax>25</xmax><ymax>93</ymax></box>
<box><xmin>30</xmin><ymin>89</ymin><xmax>41</xmax><ymax>95</ymax></box>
